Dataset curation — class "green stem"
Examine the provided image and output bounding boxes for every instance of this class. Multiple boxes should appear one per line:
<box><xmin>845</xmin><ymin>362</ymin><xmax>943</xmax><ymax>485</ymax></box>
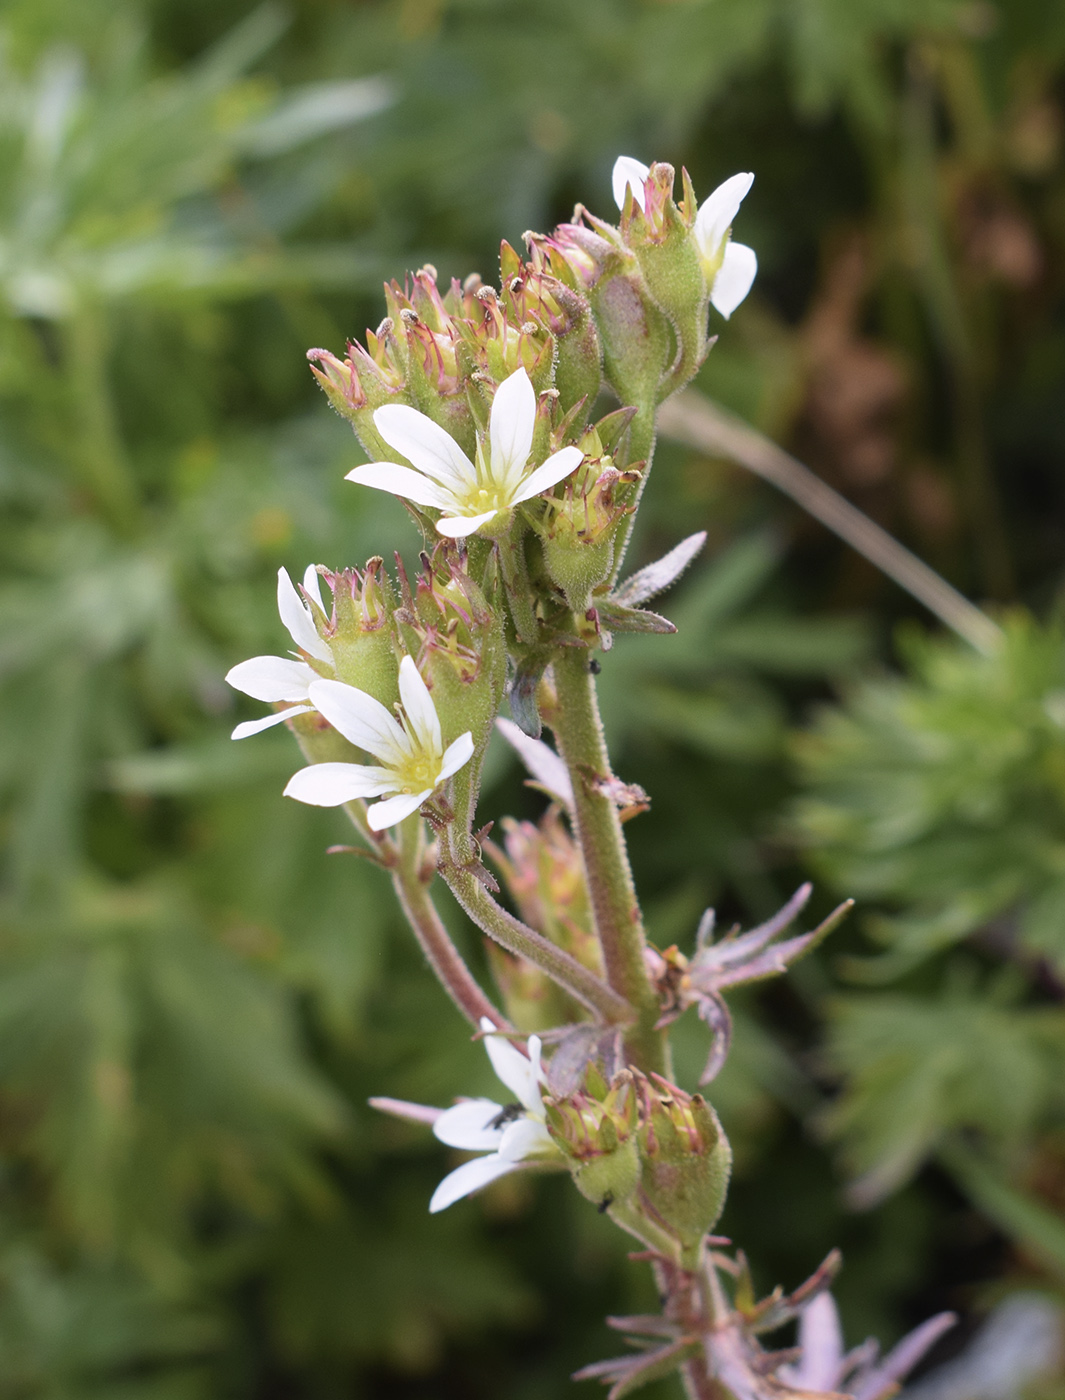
<box><xmin>392</xmin><ymin>816</ymin><xmax>509</xmax><ymax>1031</ymax></box>
<box><xmin>550</xmin><ymin>647</ymin><xmax>667</xmax><ymax>1074</ymax></box>
<box><xmin>440</xmin><ymin>823</ymin><xmax>632</xmax><ymax>1025</ymax></box>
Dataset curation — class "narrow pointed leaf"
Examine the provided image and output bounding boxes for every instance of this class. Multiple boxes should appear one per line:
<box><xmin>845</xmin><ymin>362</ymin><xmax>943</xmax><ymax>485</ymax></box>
<box><xmin>613</xmin><ymin>532</ymin><xmax>707</xmax><ymax>607</ymax></box>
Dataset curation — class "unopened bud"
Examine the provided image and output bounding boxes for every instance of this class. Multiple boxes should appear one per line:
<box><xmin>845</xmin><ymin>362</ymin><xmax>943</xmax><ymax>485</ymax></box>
<box><xmin>636</xmin><ymin>1074</ymin><xmax>731</xmax><ymax>1261</ymax></box>
<box><xmin>540</xmin><ymin>458</ymin><xmax>641</xmax><ymax>613</ymax></box>
<box><xmin>396</xmin><ymin>549</ymin><xmax>507</xmax><ymax>759</ymax></box>
<box><xmin>622</xmin><ymin>164</ymin><xmax>712</xmax><ymax>394</ymax></box>
<box><xmin>546</xmin><ymin>1072</ymin><xmax>641</xmax><ymax>1211</ymax></box>
<box><xmin>318</xmin><ymin>561</ymin><xmax>400</xmax><ymax>707</ymax></box>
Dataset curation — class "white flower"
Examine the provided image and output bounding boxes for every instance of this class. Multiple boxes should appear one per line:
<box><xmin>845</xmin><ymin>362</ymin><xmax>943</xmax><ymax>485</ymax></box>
<box><xmin>345</xmin><ymin>367</ymin><xmax>583</xmax><ymax>538</ymax></box>
<box><xmin>225</xmin><ymin>566</ymin><xmax>332</xmax><ymax>739</ymax></box>
<box><xmin>282</xmin><ymin>655</ymin><xmax>474</xmax><ymax>831</ymax></box>
<box><xmin>429</xmin><ymin>1018</ymin><xmax>559</xmax><ymax>1212</ymax></box>
<box><xmin>612</xmin><ymin>156</ymin><xmax>758</xmax><ymax>319</ymax></box>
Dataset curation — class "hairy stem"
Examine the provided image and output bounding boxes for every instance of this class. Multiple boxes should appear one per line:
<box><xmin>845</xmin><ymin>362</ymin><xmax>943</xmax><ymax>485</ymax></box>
<box><xmin>391</xmin><ymin>817</ymin><xmax>509</xmax><ymax>1030</ymax></box>
<box><xmin>440</xmin><ymin>823</ymin><xmax>632</xmax><ymax>1025</ymax></box>
<box><xmin>550</xmin><ymin>647</ymin><xmax>667</xmax><ymax>1074</ymax></box>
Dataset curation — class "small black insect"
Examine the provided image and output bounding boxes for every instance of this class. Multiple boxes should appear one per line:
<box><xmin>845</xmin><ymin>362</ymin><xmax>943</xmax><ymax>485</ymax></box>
<box><xmin>597</xmin><ymin>1192</ymin><xmax>614</xmax><ymax>1214</ymax></box>
<box><xmin>488</xmin><ymin>1102</ymin><xmax>525</xmax><ymax>1130</ymax></box>
<box><xmin>589</xmin><ymin>658</ymin><xmax>602</xmax><ymax>675</ymax></box>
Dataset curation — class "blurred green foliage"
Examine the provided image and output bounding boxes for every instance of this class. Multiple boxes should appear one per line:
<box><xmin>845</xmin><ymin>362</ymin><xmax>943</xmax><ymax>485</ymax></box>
<box><xmin>0</xmin><ymin>0</ymin><xmax>1064</xmax><ymax>1393</ymax></box>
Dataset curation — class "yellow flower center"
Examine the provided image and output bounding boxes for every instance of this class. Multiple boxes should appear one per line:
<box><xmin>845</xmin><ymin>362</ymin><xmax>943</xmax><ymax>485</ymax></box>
<box><xmin>464</xmin><ymin>483</ymin><xmax>508</xmax><ymax>513</ymax></box>
<box><xmin>397</xmin><ymin>752</ymin><xmax>439</xmax><ymax>795</ymax></box>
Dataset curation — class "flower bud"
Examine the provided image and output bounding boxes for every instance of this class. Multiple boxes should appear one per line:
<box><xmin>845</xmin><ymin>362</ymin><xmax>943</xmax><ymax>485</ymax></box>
<box><xmin>621</xmin><ymin>164</ymin><xmax>711</xmax><ymax>395</ymax></box>
<box><xmin>502</xmin><ymin>242</ymin><xmax>601</xmax><ymax>417</ymax></box>
<box><xmin>531</xmin><ymin>218</ymin><xmax>674</xmax><ymax>411</ymax></box>
<box><xmin>394</xmin><ymin>548</ymin><xmax>507</xmax><ymax>760</ymax></box>
<box><xmin>307</xmin><ymin>327</ymin><xmax>411</xmax><ymax>461</ymax></box>
<box><xmin>635</xmin><ymin>1074</ymin><xmax>731</xmax><ymax>1261</ymax></box>
<box><xmin>540</xmin><ymin>454</ymin><xmax>641</xmax><ymax>613</ymax></box>
<box><xmin>545</xmin><ymin>1072</ymin><xmax>641</xmax><ymax>1211</ymax></box>
<box><xmin>317</xmin><ymin>560</ymin><xmax>400</xmax><ymax>708</ymax></box>
<box><xmin>383</xmin><ymin>269</ymin><xmax>478</xmax><ymax>457</ymax></box>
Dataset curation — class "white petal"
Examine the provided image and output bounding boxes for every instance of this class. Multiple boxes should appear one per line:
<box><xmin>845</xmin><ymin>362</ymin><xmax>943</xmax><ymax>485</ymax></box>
<box><xmin>612</xmin><ymin>155</ymin><xmax>650</xmax><ymax>210</ymax></box>
<box><xmin>511</xmin><ymin>446</ymin><xmax>584</xmax><ymax>505</ymax></box>
<box><xmin>366</xmin><ymin>789</ymin><xmax>432</xmax><ymax>831</ymax></box>
<box><xmin>398</xmin><ymin>655</ymin><xmax>441</xmax><ymax>755</ymax></box>
<box><xmin>497</xmin><ymin>1116</ymin><xmax>554</xmax><ymax>1163</ymax></box>
<box><xmin>489</xmin><ymin>368</ymin><xmax>536</xmax><ymax>486</ymax></box>
<box><xmin>694</xmin><ymin>171</ymin><xmax>754</xmax><ymax>256</ymax></box>
<box><xmin>226</xmin><ymin>655</ymin><xmax>317</xmax><ymax>703</ymax></box>
<box><xmin>308</xmin><ymin>679</ymin><xmax>409</xmax><ymax>767</ymax></box>
<box><xmin>277</xmin><ymin>568</ymin><xmax>332</xmax><ymax>664</ymax></box>
<box><xmin>284</xmin><ymin>761</ymin><xmax>400</xmax><ymax>807</ymax></box>
<box><xmin>710</xmin><ymin>242</ymin><xmax>757</xmax><ymax>319</ymax></box>
<box><xmin>433</xmin><ymin>1100</ymin><xmax>506</xmax><ymax>1151</ymax></box>
<box><xmin>372</xmin><ymin>404</ymin><xmax>477</xmax><ymax>489</ymax></box>
<box><xmin>231</xmin><ymin>705</ymin><xmax>313</xmax><ymax>740</ymax></box>
<box><xmin>429</xmin><ymin>1153</ymin><xmax>517</xmax><ymax>1213</ymax></box>
<box><xmin>302</xmin><ymin>564</ymin><xmax>326</xmax><ymax>613</ymax></box>
<box><xmin>435</xmin><ymin>509</ymin><xmax>499</xmax><ymax>538</ymax></box>
<box><xmin>345</xmin><ymin>462</ymin><xmax>456</xmax><ymax>511</ymax></box>
<box><xmin>495</xmin><ymin>717</ymin><xmax>573</xmax><ymax>808</ymax></box>
<box><xmin>438</xmin><ymin>731</ymin><xmax>475</xmax><ymax>782</ymax></box>
<box><xmin>482</xmin><ymin>1029</ymin><xmax>543</xmax><ymax>1115</ymax></box>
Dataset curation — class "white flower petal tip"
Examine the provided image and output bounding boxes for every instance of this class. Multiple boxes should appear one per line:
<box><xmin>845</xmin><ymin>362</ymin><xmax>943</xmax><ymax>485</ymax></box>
<box><xmin>231</xmin><ymin>705</ymin><xmax>312</xmax><ymax>740</ymax></box>
<box><xmin>439</xmin><ymin>731</ymin><xmax>475</xmax><ymax>782</ymax></box>
<box><xmin>481</xmin><ymin>1028</ymin><xmax>544</xmax><ymax>1116</ymax></box>
<box><xmin>345</xmin><ymin>462</ymin><xmax>453</xmax><ymax>511</ymax></box>
<box><xmin>429</xmin><ymin>1154</ymin><xmax>518</xmax><ymax>1213</ymax></box>
<box><xmin>277</xmin><ymin>567</ymin><xmax>333</xmax><ymax>665</ymax></box>
<box><xmin>612</xmin><ymin>155</ymin><xmax>651</xmax><ymax>210</ymax></box>
<box><xmin>283</xmin><ymin>762</ymin><xmax>398</xmax><ymax>808</ymax></box>
<box><xmin>434</xmin><ymin>509</ymin><xmax>500</xmax><ymax>538</ymax></box>
<box><xmin>398</xmin><ymin>655</ymin><xmax>442</xmax><ymax>753</ymax></box>
<box><xmin>226</xmin><ymin>655</ymin><xmax>318</xmax><ymax>704</ymax></box>
<box><xmin>489</xmin><ymin>367</ymin><xmax>536</xmax><ymax>484</ymax></box>
<box><xmin>302</xmin><ymin>564</ymin><xmax>326</xmax><ymax>612</ymax></box>
<box><xmin>694</xmin><ymin>171</ymin><xmax>755</xmax><ymax>253</ymax></box>
<box><xmin>365</xmin><ymin>789</ymin><xmax>433</xmax><ymax>831</ymax></box>
<box><xmin>710</xmin><ymin>242</ymin><xmax>757</xmax><ymax>319</ymax></box>
<box><xmin>512</xmin><ymin>446</ymin><xmax>583</xmax><ymax>505</ymax></box>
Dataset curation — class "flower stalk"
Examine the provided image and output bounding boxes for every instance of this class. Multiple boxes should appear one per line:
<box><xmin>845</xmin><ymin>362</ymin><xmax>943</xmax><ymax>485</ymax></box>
<box><xmin>390</xmin><ymin>815</ymin><xmax>509</xmax><ymax>1031</ymax></box>
<box><xmin>550</xmin><ymin>645</ymin><xmax>667</xmax><ymax>1074</ymax></box>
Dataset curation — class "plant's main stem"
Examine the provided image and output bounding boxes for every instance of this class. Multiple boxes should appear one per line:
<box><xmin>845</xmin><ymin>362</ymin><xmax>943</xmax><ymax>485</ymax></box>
<box><xmin>392</xmin><ymin>818</ymin><xmax>508</xmax><ymax>1031</ymax></box>
<box><xmin>550</xmin><ymin>646</ymin><xmax>668</xmax><ymax>1075</ymax></box>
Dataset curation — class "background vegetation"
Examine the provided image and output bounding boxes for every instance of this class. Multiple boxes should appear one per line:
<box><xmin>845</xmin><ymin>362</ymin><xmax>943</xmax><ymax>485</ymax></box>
<box><xmin>1</xmin><ymin>0</ymin><xmax>1064</xmax><ymax>1393</ymax></box>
